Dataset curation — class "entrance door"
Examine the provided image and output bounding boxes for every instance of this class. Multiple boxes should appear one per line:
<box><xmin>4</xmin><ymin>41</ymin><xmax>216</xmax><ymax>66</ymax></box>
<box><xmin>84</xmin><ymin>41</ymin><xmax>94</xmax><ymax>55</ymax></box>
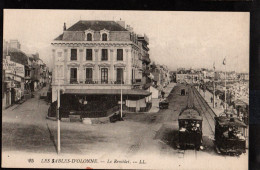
<box><xmin>11</xmin><ymin>88</ymin><xmax>15</xmax><ymax>104</ymax></box>
<box><xmin>6</xmin><ymin>91</ymin><xmax>10</xmax><ymax>106</ymax></box>
<box><xmin>117</xmin><ymin>68</ymin><xmax>123</xmax><ymax>84</ymax></box>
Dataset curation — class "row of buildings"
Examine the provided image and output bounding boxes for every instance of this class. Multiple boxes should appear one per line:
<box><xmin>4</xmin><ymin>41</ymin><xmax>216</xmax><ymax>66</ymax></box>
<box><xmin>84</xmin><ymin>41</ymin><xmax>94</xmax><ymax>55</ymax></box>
<box><xmin>2</xmin><ymin>40</ymin><xmax>50</xmax><ymax>109</ymax></box>
<box><xmin>51</xmin><ymin>20</ymin><xmax>171</xmax><ymax>114</ymax></box>
<box><xmin>174</xmin><ymin>67</ymin><xmax>249</xmax><ymax>110</ymax></box>
<box><xmin>175</xmin><ymin>68</ymin><xmax>249</xmax><ymax>84</ymax></box>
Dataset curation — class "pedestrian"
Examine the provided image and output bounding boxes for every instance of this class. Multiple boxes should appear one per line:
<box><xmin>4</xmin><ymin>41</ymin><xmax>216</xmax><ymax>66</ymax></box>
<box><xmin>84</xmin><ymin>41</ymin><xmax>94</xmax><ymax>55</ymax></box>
<box><xmin>210</xmin><ymin>97</ymin><xmax>213</xmax><ymax>103</ymax></box>
<box><xmin>161</xmin><ymin>90</ymin><xmax>165</xmax><ymax>99</ymax></box>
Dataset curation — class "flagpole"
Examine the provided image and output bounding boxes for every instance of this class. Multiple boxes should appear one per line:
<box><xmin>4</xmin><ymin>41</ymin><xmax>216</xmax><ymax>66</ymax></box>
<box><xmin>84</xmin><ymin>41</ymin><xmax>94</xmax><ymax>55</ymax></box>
<box><xmin>224</xmin><ymin>58</ymin><xmax>227</xmax><ymax>112</ymax></box>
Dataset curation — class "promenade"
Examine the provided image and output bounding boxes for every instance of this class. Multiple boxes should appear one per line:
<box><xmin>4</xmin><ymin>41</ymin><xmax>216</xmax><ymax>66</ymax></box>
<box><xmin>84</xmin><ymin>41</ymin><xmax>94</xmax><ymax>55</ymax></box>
<box><xmin>197</xmin><ymin>87</ymin><xmax>225</xmax><ymax>117</ymax></box>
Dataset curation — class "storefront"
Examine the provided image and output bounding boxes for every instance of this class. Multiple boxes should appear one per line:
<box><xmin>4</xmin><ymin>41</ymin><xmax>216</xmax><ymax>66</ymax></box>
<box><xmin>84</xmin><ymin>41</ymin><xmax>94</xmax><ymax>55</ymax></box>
<box><xmin>48</xmin><ymin>89</ymin><xmax>152</xmax><ymax>118</ymax></box>
<box><xmin>3</xmin><ymin>57</ymin><xmax>25</xmax><ymax>106</ymax></box>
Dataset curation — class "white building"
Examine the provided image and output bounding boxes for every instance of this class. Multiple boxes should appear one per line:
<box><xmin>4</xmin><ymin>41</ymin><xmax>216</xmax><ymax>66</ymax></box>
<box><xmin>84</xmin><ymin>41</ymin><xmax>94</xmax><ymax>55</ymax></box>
<box><xmin>51</xmin><ymin>20</ymin><xmax>151</xmax><ymax>112</ymax></box>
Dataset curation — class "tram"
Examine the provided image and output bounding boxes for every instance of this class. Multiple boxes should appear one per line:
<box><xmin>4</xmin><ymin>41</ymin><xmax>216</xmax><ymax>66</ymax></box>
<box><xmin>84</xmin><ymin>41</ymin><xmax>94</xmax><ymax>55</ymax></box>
<box><xmin>159</xmin><ymin>99</ymin><xmax>169</xmax><ymax>109</ymax></box>
<box><xmin>215</xmin><ymin>113</ymin><xmax>247</xmax><ymax>155</ymax></box>
<box><xmin>178</xmin><ymin>108</ymin><xmax>203</xmax><ymax>150</ymax></box>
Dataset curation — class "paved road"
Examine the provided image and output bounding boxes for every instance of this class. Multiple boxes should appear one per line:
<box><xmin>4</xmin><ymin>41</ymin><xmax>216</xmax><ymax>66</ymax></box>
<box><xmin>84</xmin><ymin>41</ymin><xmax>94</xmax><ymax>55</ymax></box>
<box><xmin>2</xmin><ymin>83</ymin><xmax>248</xmax><ymax>169</ymax></box>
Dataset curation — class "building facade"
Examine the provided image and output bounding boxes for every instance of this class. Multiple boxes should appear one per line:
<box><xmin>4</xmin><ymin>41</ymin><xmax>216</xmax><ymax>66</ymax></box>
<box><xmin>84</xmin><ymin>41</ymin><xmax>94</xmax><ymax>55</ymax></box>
<box><xmin>9</xmin><ymin>39</ymin><xmax>21</xmax><ymax>50</ymax></box>
<box><xmin>2</xmin><ymin>56</ymin><xmax>25</xmax><ymax>108</ymax></box>
<box><xmin>51</xmin><ymin>20</ymin><xmax>151</xmax><ymax>112</ymax></box>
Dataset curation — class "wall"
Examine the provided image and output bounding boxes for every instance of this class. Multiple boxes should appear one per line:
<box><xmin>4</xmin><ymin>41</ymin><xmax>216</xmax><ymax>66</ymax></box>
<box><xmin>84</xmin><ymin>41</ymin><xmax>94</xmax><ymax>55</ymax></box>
<box><xmin>63</xmin><ymin>31</ymin><xmax>130</xmax><ymax>41</ymax></box>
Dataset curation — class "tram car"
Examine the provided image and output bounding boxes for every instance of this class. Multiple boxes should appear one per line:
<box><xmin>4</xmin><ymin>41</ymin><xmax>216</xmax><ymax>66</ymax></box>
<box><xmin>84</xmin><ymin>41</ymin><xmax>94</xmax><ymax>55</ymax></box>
<box><xmin>159</xmin><ymin>99</ymin><xmax>169</xmax><ymax>109</ymax></box>
<box><xmin>178</xmin><ymin>108</ymin><xmax>203</xmax><ymax>150</ymax></box>
<box><xmin>215</xmin><ymin>114</ymin><xmax>247</xmax><ymax>156</ymax></box>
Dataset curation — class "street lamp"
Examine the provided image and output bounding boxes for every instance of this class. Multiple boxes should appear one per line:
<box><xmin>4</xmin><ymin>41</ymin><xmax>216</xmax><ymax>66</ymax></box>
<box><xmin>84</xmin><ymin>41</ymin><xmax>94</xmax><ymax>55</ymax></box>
<box><xmin>120</xmin><ymin>71</ymin><xmax>123</xmax><ymax>119</ymax></box>
<box><xmin>213</xmin><ymin>62</ymin><xmax>216</xmax><ymax>108</ymax></box>
<box><xmin>224</xmin><ymin>57</ymin><xmax>227</xmax><ymax>112</ymax></box>
<box><xmin>57</xmin><ymin>78</ymin><xmax>61</xmax><ymax>154</ymax></box>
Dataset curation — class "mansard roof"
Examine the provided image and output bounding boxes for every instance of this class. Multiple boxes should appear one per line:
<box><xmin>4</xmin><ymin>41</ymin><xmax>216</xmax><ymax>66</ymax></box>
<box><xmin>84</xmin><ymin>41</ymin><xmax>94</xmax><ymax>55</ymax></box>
<box><xmin>67</xmin><ymin>20</ymin><xmax>128</xmax><ymax>31</ymax></box>
<box><xmin>54</xmin><ymin>20</ymin><xmax>128</xmax><ymax>40</ymax></box>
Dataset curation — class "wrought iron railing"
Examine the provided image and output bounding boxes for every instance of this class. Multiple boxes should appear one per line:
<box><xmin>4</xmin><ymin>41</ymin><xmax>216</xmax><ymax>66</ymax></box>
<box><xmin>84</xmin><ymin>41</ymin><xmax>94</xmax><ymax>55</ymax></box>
<box><xmin>67</xmin><ymin>79</ymin><xmax>126</xmax><ymax>85</ymax></box>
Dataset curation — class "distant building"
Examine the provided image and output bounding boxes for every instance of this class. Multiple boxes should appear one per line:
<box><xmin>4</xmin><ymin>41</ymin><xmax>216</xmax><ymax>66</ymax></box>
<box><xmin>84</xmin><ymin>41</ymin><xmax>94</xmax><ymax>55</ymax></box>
<box><xmin>9</xmin><ymin>39</ymin><xmax>21</xmax><ymax>50</ymax></box>
<box><xmin>2</xmin><ymin>54</ymin><xmax>25</xmax><ymax>108</ymax></box>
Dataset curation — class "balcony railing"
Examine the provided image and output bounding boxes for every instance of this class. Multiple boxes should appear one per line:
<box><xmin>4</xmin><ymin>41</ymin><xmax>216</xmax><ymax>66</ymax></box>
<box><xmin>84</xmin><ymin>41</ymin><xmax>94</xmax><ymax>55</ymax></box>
<box><xmin>68</xmin><ymin>79</ymin><xmax>126</xmax><ymax>85</ymax></box>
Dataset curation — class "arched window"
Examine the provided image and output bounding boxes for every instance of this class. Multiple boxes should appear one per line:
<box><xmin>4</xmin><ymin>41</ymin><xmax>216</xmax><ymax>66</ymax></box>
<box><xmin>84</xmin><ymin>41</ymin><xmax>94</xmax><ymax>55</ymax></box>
<box><xmin>102</xmin><ymin>33</ymin><xmax>107</xmax><ymax>41</ymax></box>
<box><xmin>87</xmin><ymin>33</ymin><xmax>92</xmax><ymax>41</ymax></box>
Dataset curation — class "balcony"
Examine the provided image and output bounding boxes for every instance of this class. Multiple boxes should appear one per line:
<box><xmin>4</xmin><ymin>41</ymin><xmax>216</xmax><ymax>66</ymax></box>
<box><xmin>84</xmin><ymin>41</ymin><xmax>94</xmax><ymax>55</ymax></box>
<box><xmin>67</xmin><ymin>79</ymin><xmax>126</xmax><ymax>85</ymax></box>
<box><xmin>142</xmin><ymin>54</ymin><xmax>151</xmax><ymax>64</ymax></box>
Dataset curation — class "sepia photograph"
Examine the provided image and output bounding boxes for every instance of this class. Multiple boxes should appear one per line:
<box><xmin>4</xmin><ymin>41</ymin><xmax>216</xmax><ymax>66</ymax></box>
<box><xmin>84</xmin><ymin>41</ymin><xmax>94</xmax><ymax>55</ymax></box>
<box><xmin>2</xmin><ymin>9</ymin><xmax>249</xmax><ymax>169</ymax></box>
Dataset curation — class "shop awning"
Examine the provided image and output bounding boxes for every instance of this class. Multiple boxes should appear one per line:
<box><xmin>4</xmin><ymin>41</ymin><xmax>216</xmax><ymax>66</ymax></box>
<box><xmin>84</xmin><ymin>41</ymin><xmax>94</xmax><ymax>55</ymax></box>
<box><xmin>233</xmin><ymin>99</ymin><xmax>248</xmax><ymax>107</ymax></box>
<box><xmin>64</xmin><ymin>89</ymin><xmax>152</xmax><ymax>97</ymax></box>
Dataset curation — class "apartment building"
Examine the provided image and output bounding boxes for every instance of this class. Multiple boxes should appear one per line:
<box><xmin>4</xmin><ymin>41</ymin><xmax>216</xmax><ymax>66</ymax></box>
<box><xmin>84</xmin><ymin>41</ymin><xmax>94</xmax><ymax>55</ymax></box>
<box><xmin>51</xmin><ymin>20</ymin><xmax>151</xmax><ymax>112</ymax></box>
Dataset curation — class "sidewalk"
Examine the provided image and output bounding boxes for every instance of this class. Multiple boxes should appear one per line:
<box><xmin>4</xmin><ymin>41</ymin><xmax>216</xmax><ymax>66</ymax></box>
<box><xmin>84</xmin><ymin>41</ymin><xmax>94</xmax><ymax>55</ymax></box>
<box><xmin>197</xmin><ymin>87</ymin><xmax>224</xmax><ymax>117</ymax></box>
<box><xmin>149</xmin><ymin>82</ymin><xmax>176</xmax><ymax>113</ymax></box>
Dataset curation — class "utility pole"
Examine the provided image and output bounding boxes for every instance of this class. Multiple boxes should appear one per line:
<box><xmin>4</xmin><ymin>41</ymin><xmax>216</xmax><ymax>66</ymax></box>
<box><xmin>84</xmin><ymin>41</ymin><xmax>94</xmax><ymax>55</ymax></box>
<box><xmin>120</xmin><ymin>71</ymin><xmax>123</xmax><ymax>119</ymax></box>
<box><xmin>224</xmin><ymin>57</ymin><xmax>227</xmax><ymax>112</ymax></box>
<box><xmin>57</xmin><ymin>78</ymin><xmax>61</xmax><ymax>154</ymax></box>
<box><xmin>213</xmin><ymin>62</ymin><xmax>215</xmax><ymax>108</ymax></box>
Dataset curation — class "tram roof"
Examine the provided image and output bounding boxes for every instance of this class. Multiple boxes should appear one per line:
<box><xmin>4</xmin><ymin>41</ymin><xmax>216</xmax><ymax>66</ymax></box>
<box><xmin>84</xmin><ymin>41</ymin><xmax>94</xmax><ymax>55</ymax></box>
<box><xmin>178</xmin><ymin>109</ymin><xmax>202</xmax><ymax>121</ymax></box>
<box><xmin>215</xmin><ymin>116</ymin><xmax>247</xmax><ymax>127</ymax></box>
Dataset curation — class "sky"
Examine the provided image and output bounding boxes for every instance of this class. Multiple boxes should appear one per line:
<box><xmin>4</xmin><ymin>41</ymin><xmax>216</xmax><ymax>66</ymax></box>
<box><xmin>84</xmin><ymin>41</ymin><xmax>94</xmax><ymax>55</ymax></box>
<box><xmin>3</xmin><ymin>10</ymin><xmax>249</xmax><ymax>73</ymax></box>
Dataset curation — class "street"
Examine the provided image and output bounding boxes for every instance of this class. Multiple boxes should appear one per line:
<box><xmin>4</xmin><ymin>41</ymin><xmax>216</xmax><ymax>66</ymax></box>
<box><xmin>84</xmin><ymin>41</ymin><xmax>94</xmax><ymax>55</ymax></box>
<box><xmin>2</xmin><ymin>83</ymin><xmax>248</xmax><ymax>169</ymax></box>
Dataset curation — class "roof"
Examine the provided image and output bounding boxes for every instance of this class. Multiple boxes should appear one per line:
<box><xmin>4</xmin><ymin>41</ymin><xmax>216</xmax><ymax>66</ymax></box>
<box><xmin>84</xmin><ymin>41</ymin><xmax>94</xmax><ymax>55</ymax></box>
<box><xmin>233</xmin><ymin>99</ymin><xmax>248</xmax><ymax>106</ymax></box>
<box><xmin>54</xmin><ymin>20</ymin><xmax>129</xmax><ymax>40</ymax></box>
<box><xmin>3</xmin><ymin>47</ymin><xmax>28</xmax><ymax>65</ymax></box>
<box><xmin>178</xmin><ymin>109</ymin><xmax>202</xmax><ymax>121</ymax></box>
<box><xmin>215</xmin><ymin>116</ymin><xmax>247</xmax><ymax>127</ymax></box>
<box><xmin>55</xmin><ymin>34</ymin><xmax>64</xmax><ymax>40</ymax></box>
<box><xmin>67</xmin><ymin>20</ymin><xmax>128</xmax><ymax>31</ymax></box>
<box><xmin>64</xmin><ymin>89</ymin><xmax>151</xmax><ymax>96</ymax></box>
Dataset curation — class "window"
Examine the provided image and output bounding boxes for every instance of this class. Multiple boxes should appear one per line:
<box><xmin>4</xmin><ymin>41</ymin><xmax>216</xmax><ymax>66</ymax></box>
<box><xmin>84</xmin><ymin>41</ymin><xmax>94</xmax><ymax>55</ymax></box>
<box><xmin>102</xmin><ymin>33</ymin><xmax>107</xmax><ymax>41</ymax></box>
<box><xmin>70</xmin><ymin>68</ymin><xmax>77</xmax><ymax>83</ymax></box>
<box><xmin>57</xmin><ymin>52</ymin><xmax>62</xmax><ymax>61</ymax></box>
<box><xmin>117</xmin><ymin>49</ymin><xmax>123</xmax><ymax>61</ymax></box>
<box><xmin>58</xmin><ymin>65</ymin><xmax>64</xmax><ymax>78</ymax></box>
<box><xmin>86</xmin><ymin>49</ymin><xmax>92</xmax><ymax>61</ymax></box>
<box><xmin>87</xmin><ymin>33</ymin><xmax>92</xmax><ymax>41</ymax></box>
<box><xmin>101</xmin><ymin>49</ymin><xmax>108</xmax><ymax>61</ymax></box>
<box><xmin>86</xmin><ymin>68</ymin><xmax>93</xmax><ymax>83</ymax></box>
<box><xmin>101</xmin><ymin>68</ymin><xmax>108</xmax><ymax>83</ymax></box>
<box><xmin>71</xmin><ymin>49</ymin><xmax>77</xmax><ymax>60</ymax></box>
<box><xmin>116</xmin><ymin>68</ymin><xmax>124</xmax><ymax>84</ymax></box>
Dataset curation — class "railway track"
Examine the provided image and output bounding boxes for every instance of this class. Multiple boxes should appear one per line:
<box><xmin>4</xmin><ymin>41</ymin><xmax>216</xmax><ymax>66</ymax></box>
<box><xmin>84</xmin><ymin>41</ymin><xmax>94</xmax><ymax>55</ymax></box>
<box><xmin>192</xmin><ymin>86</ymin><xmax>216</xmax><ymax>136</ymax></box>
<box><xmin>177</xmin><ymin>85</ymin><xmax>198</xmax><ymax>159</ymax></box>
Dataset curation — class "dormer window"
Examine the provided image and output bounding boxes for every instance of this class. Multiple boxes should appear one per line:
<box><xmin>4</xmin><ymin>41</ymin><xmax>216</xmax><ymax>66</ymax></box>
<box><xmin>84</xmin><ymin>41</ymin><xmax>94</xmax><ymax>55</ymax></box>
<box><xmin>87</xmin><ymin>33</ymin><xmax>92</xmax><ymax>41</ymax></box>
<box><xmin>100</xmin><ymin>29</ymin><xmax>110</xmax><ymax>41</ymax></box>
<box><xmin>84</xmin><ymin>29</ymin><xmax>94</xmax><ymax>41</ymax></box>
<box><xmin>102</xmin><ymin>33</ymin><xmax>107</xmax><ymax>41</ymax></box>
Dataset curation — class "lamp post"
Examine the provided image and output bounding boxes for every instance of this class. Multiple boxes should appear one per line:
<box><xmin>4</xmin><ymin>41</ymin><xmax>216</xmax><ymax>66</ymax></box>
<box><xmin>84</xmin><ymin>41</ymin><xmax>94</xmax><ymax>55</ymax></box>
<box><xmin>120</xmin><ymin>70</ymin><xmax>123</xmax><ymax>119</ymax></box>
<box><xmin>213</xmin><ymin>62</ymin><xmax>216</xmax><ymax>108</ymax></box>
<box><xmin>223</xmin><ymin>57</ymin><xmax>227</xmax><ymax>112</ymax></box>
<box><xmin>57</xmin><ymin>78</ymin><xmax>61</xmax><ymax>154</ymax></box>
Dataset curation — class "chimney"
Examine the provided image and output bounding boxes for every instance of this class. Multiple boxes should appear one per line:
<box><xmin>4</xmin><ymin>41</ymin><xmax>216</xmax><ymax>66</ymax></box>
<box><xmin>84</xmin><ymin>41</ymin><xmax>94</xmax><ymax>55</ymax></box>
<box><xmin>116</xmin><ymin>20</ymin><xmax>125</xmax><ymax>29</ymax></box>
<box><xmin>63</xmin><ymin>22</ymin><xmax>66</xmax><ymax>31</ymax></box>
